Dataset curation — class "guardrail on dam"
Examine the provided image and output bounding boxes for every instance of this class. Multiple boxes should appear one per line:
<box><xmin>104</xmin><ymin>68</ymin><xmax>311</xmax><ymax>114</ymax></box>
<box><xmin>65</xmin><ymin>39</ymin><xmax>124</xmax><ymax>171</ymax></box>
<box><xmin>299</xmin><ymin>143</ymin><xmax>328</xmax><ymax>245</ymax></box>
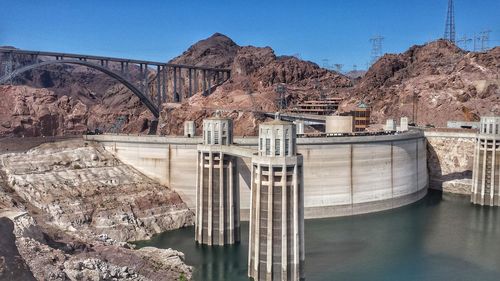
<box><xmin>84</xmin><ymin>130</ymin><xmax>428</xmax><ymax>219</ymax></box>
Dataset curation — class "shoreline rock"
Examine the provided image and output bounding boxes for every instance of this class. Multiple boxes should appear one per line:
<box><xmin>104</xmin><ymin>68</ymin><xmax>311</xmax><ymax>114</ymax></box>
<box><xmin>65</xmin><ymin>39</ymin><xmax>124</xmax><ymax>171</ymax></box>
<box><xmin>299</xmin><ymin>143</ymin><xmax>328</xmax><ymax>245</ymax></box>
<box><xmin>0</xmin><ymin>139</ymin><xmax>194</xmax><ymax>280</ymax></box>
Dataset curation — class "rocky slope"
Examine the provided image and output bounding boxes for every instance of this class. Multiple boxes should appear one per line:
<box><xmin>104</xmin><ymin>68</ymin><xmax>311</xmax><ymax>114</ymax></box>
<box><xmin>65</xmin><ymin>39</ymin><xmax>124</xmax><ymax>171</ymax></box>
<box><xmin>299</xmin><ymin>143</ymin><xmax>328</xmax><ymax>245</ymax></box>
<box><xmin>0</xmin><ymin>139</ymin><xmax>193</xmax><ymax>241</ymax></box>
<box><xmin>0</xmin><ymin>139</ymin><xmax>194</xmax><ymax>280</ymax></box>
<box><xmin>0</xmin><ymin>211</ymin><xmax>192</xmax><ymax>281</ymax></box>
<box><xmin>0</xmin><ymin>49</ymin><xmax>154</xmax><ymax>137</ymax></box>
<box><xmin>2</xmin><ymin>35</ymin><xmax>498</xmax><ymax>137</ymax></box>
<box><xmin>426</xmin><ymin>129</ymin><xmax>476</xmax><ymax>194</ymax></box>
<box><xmin>159</xmin><ymin>36</ymin><xmax>499</xmax><ymax>136</ymax></box>
<box><xmin>158</xmin><ymin>33</ymin><xmax>352</xmax><ymax>136</ymax></box>
<box><xmin>344</xmin><ymin>40</ymin><xmax>500</xmax><ymax>126</ymax></box>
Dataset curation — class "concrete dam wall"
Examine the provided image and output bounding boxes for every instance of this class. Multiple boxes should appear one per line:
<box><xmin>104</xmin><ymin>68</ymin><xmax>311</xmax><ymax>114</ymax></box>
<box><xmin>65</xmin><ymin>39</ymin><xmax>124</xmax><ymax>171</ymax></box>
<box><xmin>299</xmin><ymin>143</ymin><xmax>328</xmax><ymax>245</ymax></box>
<box><xmin>84</xmin><ymin>131</ymin><xmax>428</xmax><ymax>219</ymax></box>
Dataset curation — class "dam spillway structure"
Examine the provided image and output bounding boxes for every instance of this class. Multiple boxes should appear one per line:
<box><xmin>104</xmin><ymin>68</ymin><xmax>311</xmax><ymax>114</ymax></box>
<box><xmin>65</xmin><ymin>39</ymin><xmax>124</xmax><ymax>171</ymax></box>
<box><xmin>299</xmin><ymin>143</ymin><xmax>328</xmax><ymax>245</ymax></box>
<box><xmin>195</xmin><ymin>114</ymin><xmax>240</xmax><ymax>245</ymax></box>
<box><xmin>248</xmin><ymin>119</ymin><xmax>305</xmax><ymax>281</ymax></box>
<box><xmin>471</xmin><ymin>116</ymin><xmax>500</xmax><ymax>206</ymax></box>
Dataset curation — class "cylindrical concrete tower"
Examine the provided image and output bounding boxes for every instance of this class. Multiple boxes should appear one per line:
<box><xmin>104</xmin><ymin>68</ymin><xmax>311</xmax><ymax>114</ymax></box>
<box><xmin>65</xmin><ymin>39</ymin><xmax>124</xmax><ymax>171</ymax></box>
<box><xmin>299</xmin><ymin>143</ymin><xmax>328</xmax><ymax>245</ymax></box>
<box><xmin>196</xmin><ymin>114</ymin><xmax>240</xmax><ymax>245</ymax></box>
<box><xmin>471</xmin><ymin>116</ymin><xmax>500</xmax><ymax>206</ymax></box>
<box><xmin>183</xmin><ymin>121</ymin><xmax>195</xmax><ymax>137</ymax></box>
<box><xmin>248</xmin><ymin>119</ymin><xmax>305</xmax><ymax>281</ymax></box>
<box><xmin>293</xmin><ymin>120</ymin><xmax>305</xmax><ymax>135</ymax></box>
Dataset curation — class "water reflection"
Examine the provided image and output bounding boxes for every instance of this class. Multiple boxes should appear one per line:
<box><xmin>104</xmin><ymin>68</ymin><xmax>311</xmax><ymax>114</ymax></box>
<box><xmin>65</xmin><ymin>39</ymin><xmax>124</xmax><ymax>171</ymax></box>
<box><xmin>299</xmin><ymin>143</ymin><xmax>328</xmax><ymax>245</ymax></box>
<box><xmin>135</xmin><ymin>190</ymin><xmax>500</xmax><ymax>281</ymax></box>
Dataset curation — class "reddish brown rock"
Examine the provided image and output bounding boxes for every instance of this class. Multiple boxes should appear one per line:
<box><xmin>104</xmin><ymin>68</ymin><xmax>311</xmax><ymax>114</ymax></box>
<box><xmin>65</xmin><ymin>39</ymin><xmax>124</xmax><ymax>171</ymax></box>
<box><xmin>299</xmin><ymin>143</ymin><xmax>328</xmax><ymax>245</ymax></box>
<box><xmin>1</xmin><ymin>36</ymin><xmax>498</xmax><ymax>137</ymax></box>
<box><xmin>345</xmin><ymin>40</ymin><xmax>500</xmax><ymax>126</ymax></box>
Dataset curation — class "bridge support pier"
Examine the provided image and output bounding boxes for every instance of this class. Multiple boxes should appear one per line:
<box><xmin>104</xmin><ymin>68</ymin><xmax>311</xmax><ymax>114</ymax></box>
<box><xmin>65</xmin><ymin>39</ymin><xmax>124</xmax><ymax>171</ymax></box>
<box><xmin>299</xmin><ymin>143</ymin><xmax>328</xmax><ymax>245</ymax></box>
<box><xmin>173</xmin><ymin>67</ymin><xmax>177</xmax><ymax>102</ymax></box>
<box><xmin>188</xmin><ymin>68</ymin><xmax>192</xmax><ymax>97</ymax></box>
<box><xmin>161</xmin><ymin>66</ymin><xmax>167</xmax><ymax>103</ymax></box>
<box><xmin>248</xmin><ymin>118</ymin><xmax>305</xmax><ymax>281</ymax></box>
<box><xmin>202</xmin><ymin>70</ymin><xmax>207</xmax><ymax>96</ymax></box>
<box><xmin>196</xmin><ymin>114</ymin><xmax>240</xmax><ymax>245</ymax></box>
<box><xmin>207</xmin><ymin>70</ymin><xmax>211</xmax><ymax>95</ymax></box>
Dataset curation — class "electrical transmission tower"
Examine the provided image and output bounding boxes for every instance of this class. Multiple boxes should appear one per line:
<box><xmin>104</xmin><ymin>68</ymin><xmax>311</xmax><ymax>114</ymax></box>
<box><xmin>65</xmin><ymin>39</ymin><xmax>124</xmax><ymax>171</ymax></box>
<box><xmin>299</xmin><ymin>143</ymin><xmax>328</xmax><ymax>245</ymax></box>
<box><xmin>333</xmin><ymin>64</ymin><xmax>344</xmax><ymax>73</ymax></box>
<box><xmin>457</xmin><ymin>34</ymin><xmax>472</xmax><ymax>50</ymax></box>
<box><xmin>443</xmin><ymin>0</ymin><xmax>456</xmax><ymax>43</ymax></box>
<box><xmin>322</xmin><ymin>59</ymin><xmax>331</xmax><ymax>69</ymax></box>
<box><xmin>370</xmin><ymin>35</ymin><xmax>384</xmax><ymax>65</ymax></box>
<box><xmin>276</xmin><ymin>83</ymin><xmax>287</xmax><ymax>112</ymax></box>
<box><xmin>475</xmin><ymin>30</ymin><xmax>491</xmax><ymax>52</ymax></box>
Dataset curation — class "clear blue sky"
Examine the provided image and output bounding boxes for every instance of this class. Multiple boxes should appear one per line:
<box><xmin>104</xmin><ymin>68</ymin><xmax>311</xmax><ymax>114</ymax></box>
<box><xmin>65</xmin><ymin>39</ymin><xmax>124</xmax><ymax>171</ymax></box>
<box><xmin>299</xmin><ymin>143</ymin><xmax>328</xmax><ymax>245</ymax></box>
<box><xmin>1</xmin><ymin>0</ymin><xmax>498</xmax><ymax>71</ymax></box>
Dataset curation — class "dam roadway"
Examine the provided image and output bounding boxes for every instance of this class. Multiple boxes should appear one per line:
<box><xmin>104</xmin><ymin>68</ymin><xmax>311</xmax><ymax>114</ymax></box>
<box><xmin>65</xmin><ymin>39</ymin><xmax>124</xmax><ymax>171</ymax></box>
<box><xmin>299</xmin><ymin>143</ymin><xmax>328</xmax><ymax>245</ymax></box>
<box><xmin>84</xmin><ymin>130</ymin><xmax>428</xmax><ymax>219</ymax></box>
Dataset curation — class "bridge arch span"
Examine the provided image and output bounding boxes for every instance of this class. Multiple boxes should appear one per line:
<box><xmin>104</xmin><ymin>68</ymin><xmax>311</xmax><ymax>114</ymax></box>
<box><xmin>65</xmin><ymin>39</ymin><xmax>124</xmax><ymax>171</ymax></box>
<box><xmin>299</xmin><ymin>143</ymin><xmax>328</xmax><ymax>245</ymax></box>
<box><xmin>0</xmin><ymin>59</ymin><xmax>160</xmax><ymax>118</ymax></box>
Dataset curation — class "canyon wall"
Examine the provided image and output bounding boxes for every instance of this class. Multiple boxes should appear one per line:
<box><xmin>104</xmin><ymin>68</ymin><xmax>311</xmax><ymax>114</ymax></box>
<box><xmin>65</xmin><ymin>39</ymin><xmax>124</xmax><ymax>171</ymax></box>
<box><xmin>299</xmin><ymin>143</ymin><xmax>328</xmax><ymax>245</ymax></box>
<box><xmin>0</xmin><ymin>138</ymin><xmax>195</xmax><ymax>280</ymax></box>
<box><xmin>425</xmin><ymin>129</ymin><xmax>476</xmax><ymax>195</ymax></box>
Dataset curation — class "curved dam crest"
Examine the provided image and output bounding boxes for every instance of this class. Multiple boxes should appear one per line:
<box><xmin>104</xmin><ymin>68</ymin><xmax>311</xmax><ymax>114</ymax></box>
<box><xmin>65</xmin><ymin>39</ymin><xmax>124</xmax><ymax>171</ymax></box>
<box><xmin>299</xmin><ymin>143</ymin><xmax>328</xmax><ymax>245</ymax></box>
<box><xmin>84</xmin><ymin>130</ymin><xmax>428</xmax><ymax>219</ymax></box>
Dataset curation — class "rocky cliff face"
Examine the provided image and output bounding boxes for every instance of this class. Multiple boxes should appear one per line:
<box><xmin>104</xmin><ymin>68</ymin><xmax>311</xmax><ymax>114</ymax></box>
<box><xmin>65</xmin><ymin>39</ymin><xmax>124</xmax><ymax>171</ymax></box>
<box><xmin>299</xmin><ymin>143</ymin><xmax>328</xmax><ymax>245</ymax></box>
<box><xmin>346</xmin><ymin>40</ymin><xmax>500</xmax><ymax>126</ymax></box>
<box><xmin>0</xmin><ymin>212</ymin><xmax>192</xmax><ymax>281</ymax></box>
<box><xmin>426</xmin><ymin>129</ymin><xmax>476</xmax><ymax>195</ymax></box>
<box><xmin>159</xmin><ymin>37</ymin><xmax>499</xmax><ymax>136</ymax></box>
<box><xmin>2</xmin><ymin>36</ymin><xmax>498</xmax><ymax>137</ymax></box>
<box><xmin>1</xmin><ymin>139</ymin><xmax>193</xmax><ymax>242</ymax></box>
<box><xmin>0</xmin><ymin>139</ymin><xmax>194</xmax><ymax>280</ymax></box>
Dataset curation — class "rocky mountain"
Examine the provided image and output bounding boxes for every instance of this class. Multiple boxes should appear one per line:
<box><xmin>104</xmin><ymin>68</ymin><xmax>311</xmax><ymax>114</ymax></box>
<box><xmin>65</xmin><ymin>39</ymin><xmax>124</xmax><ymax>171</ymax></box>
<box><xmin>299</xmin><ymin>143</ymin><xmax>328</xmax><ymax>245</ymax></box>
<box><xmin>0</xmin><ymin>49</ymin><xmax>154</xmax><ymax>137</ymax></box>
<box><xmin>169</xmin><ymin>32</ymin><xmax>239</xmax><ymax>68</ymax></box>
<box><xmin>343</xmin><ymin>40</ymin><xmax>499</xmax><ymax>126</ymax></box>
<box><xmin>1</xmin><ymin>35</ymin><xmax>498</xmax><ymax>137</ymax></box>
<box><xmin>158</xmin><ymin>33</ymin><xmax>352</xmax><ymax>136</ymax></box>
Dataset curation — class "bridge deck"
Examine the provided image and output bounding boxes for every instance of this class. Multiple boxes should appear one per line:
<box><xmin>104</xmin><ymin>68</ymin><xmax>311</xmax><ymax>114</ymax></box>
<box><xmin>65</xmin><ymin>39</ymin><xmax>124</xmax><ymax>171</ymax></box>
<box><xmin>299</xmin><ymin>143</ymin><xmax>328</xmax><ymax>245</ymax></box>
<box><xmin>0</xmin><ymin>48</ymin><xmax>231</xmax><ymax>72</ymax></box>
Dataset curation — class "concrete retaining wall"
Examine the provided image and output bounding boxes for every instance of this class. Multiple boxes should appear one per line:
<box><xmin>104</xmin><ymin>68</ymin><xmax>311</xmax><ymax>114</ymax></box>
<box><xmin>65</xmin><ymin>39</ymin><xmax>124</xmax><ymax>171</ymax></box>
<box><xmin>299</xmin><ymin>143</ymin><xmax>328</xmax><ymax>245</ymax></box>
<box><xmin>84</xmin><ymin>131</ymin><xmax>428</xmax><ymax>219</ymax></box>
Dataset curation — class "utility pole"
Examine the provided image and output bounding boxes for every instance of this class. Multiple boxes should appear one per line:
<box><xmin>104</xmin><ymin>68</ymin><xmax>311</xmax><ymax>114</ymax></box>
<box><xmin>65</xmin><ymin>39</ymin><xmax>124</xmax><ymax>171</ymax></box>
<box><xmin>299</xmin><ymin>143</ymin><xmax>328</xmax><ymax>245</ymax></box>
<box><xmin>370</xmin><ymin>35</ymin><xmax>384</xmax><ymax>65</ymax></box>
<box><xmin>444</xmin><ymin>0</ymin><xmax>456</xmax><ymax>43</ymax></box>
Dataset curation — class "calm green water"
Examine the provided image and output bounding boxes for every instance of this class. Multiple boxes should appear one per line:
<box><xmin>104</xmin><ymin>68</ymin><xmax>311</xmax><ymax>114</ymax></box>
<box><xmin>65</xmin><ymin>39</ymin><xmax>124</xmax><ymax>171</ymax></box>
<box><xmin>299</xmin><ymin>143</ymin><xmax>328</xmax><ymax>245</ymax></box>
<box><xmin>135</xmin><ymin>191</ymin><xmax>500</xmax><ymax>281</ymax></box>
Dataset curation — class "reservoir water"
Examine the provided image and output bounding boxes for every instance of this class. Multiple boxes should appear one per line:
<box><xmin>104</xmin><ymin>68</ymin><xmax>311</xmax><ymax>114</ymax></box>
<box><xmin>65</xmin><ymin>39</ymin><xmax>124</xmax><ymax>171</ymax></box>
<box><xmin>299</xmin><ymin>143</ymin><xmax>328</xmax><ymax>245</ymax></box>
<box><xmin>135</xmin><ymin>190</ymin><xmax>500</xmax><ymax>281</ymax></box>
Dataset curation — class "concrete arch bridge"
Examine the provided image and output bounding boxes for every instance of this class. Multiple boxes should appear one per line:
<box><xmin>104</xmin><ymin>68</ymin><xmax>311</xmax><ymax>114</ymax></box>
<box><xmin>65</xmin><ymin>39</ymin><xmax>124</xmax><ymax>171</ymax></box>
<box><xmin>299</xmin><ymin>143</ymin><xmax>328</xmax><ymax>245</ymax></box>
<box><xmin>0</xmin><ymin>48</ymin><xmax>231</xmax><ymax>119</ymax></box>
